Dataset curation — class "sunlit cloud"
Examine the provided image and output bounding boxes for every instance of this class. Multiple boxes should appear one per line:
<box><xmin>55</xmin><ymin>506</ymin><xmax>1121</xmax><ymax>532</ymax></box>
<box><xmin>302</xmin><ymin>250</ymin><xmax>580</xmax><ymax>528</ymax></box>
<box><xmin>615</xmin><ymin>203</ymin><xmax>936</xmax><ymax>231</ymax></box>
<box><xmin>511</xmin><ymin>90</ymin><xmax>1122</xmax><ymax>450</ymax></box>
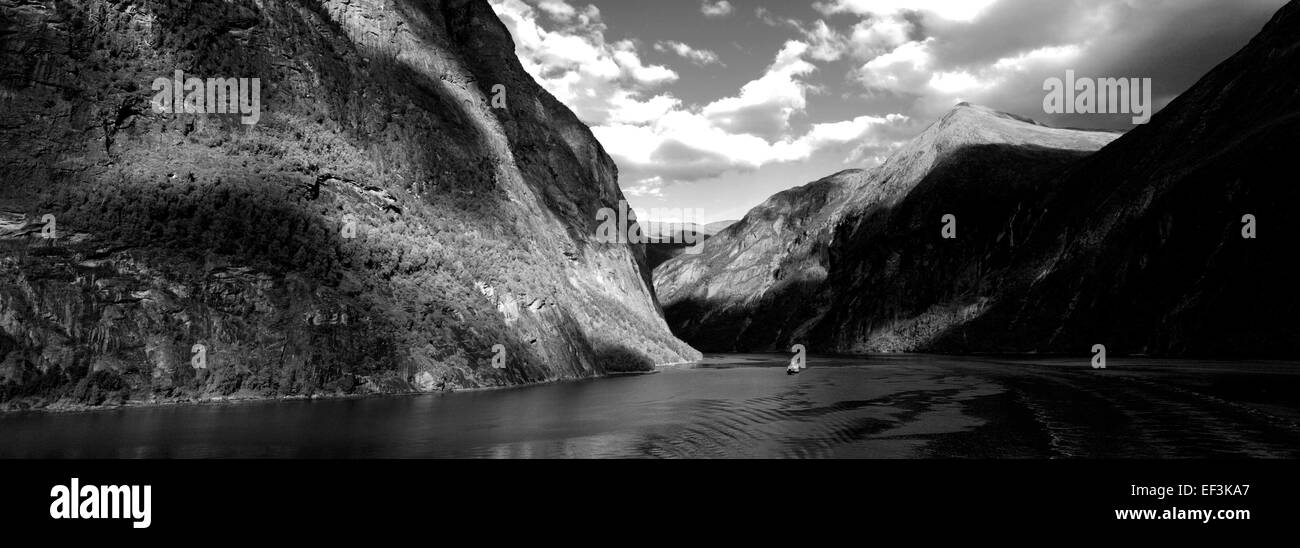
<box><xmin>701</xmin><ymin>0</ymin><xmax>734</xmax><ymax>18</ymax></box>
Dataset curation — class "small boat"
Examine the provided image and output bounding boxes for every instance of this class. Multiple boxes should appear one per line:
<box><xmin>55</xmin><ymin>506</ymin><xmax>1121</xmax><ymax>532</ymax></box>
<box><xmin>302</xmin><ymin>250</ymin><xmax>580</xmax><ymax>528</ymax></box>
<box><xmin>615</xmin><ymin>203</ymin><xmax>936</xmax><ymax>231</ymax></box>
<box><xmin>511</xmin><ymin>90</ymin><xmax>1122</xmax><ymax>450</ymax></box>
<box><xmin>786</xmin><ymin>364</ymin><xmax>801</xmax><ymax>375</ymax></box>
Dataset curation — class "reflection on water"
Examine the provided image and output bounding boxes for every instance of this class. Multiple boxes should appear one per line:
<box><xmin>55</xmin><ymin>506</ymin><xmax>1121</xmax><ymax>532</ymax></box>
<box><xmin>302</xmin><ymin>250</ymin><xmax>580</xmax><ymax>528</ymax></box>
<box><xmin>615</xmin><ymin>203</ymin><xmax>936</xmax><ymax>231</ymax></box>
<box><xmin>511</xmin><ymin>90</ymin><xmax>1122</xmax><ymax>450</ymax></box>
<box><xmin>2</xmin><ymin>354</ymin><xmax>1298</xmax><ymax>458</ymax></box>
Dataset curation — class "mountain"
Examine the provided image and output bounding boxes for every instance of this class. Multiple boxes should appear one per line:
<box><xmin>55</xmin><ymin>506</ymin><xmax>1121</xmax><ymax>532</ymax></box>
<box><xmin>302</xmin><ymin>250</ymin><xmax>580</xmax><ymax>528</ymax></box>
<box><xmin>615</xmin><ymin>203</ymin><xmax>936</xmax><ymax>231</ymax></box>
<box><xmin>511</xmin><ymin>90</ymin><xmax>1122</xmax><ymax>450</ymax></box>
<box><xmin>642</xmin><ymin>221</ymin><xmax>735</xmax><ymax>241</ymax></box>
<box><xmin>658</xmin><ymin>0</ymin><xmax>1300</xmax><ymax>357</ymax></box>
<box><xmin>702</xmin><ymin>221</ymin><xmax>739</xmax><ymax>234</ymax></box>
<box><xmin>643</xmin><ymin>219</ymin><xmax>738</xmax><ymax>270</ymax></box>
<box><xmin>655</xmin><ymin>104</ymin><xmax>1117</xmax><ymax>351</ymax></box>
<box><xmin>912</xmin><ymin>0</ymin><xmax>1300</xmax><ymax>356</ymax></box>
<box><xmin>0</xmin><ymin>0</ymin><xmax>698</xmax><ymax>410</ymax></box>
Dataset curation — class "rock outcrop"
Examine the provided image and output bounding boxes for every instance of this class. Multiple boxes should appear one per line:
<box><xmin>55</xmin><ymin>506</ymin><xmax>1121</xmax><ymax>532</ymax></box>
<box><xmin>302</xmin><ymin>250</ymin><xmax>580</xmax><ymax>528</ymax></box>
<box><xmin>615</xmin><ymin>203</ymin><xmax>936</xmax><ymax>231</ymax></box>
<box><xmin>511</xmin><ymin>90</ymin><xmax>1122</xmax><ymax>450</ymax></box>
<box><xmin>0</xmin><ymin>0</ymin><xmax>698</xmax><ymax>410</ymax></box>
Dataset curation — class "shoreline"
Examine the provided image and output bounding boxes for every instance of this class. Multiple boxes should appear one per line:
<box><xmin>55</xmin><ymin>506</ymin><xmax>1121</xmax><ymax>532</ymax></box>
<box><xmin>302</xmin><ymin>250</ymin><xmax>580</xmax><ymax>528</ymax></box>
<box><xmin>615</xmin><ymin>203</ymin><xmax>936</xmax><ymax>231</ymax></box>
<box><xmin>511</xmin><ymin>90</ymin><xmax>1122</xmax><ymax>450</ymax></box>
<box><xmin>0</xmin><ymin>367</ymin><xmax>669</xmax><ymax>417</ymax></box>
<box><xmin>7</xmin><ymin>352</ymin><xmax>1297</xmax><ymax>416</ymax></box>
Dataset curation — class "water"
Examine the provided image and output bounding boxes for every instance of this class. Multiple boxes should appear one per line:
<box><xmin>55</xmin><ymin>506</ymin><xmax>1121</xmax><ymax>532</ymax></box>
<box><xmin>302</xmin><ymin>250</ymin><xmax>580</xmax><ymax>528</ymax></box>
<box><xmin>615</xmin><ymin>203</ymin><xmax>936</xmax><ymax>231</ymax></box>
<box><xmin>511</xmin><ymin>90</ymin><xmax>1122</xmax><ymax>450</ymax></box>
<box><xmin>2</xmin><ymin>354</ymin><xmax>1298</xmax><ymax>458</ymax></box>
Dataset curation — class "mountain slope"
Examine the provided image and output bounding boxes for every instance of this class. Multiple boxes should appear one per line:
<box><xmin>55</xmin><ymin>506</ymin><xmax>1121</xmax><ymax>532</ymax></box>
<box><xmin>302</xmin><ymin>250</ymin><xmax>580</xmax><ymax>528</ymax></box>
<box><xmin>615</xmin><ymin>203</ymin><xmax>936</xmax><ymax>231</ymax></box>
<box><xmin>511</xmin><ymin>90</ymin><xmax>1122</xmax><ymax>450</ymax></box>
<box><xmin>655</xmin><ymin>104</ymin><xmax>1117</xmax><ymax>351</ymax></box>
<box><xmin>918</xmin><ymin>0</ymin><xmax>1300</xmax><ymax>356</ymax></box>
<box><xmin>0</xmin><ymin>0</ymin><xmax>698</xmax><ymax>409</ymax></box>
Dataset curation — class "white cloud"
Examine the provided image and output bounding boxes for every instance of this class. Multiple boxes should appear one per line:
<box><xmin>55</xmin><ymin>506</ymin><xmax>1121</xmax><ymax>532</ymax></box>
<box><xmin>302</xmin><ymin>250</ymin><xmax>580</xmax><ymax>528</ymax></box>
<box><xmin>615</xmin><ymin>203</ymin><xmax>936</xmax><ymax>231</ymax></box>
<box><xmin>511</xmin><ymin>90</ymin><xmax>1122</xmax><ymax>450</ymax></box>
<box><xmin>612</xmin><ymin>40</ymin><xmax>679</xmax><ymax>85</ymax></box>
<box><xmin>848</xmin><ymin>15</ymin><xmax>913</xmax><ymax>57</ymax></box>
<box><xmin>857</xmin><ymin>39</ymin><xmax>935</xmax><ymax>92</ymax></box>
<box><xmin>771</xmin><ymin>113</ymin><xmax>910</xmax><ymax>163</ymax></box>
<box><xmin>624</xmin><ymin>176</ymin><xmax>666</xmax><ymax>198</ymax></box>
<box><xmin>801</xmin><ymin>20</ymin><xmax>849</xmax><ymax>62</ymax></box>
<box><xmin>853</xmin><ymin>33</ymin><xmax>1091</xmax><ymax>123</ymax></box>
<box><xmin>702</xmin><ymin>41</ymin><xmax>815</xmax><ymax>140</ymax></box>
<box><xmin>593</xmin><ymin>101</ymin><xmax>911</xmax><ymax>183</ymax></box>
<box><xmin>535</xmin><ymin>0</ymin><xmax>576</xmax><ymax>21</ymax></box>
<box><xmin>701</xmin><ymin>0</ymin><xmax>734</xmax><ymax>18</ymax></box>
<box><xmin>795</xmin><ymin>14</ymin><xmax>914</xmax><ymax>63</ymax></box>
<box><xmin>491</xmin><ymin>0</ymin><xmax>677</xmax><ymax>126</ymax></box>
<box><xmin>604</xmin><ymin>91</ymin><xmax>681</xmax><ymax>125</ymax></box>
<box><xmin>655</xmin><ymin>41</ymin><xmax>723</xmax><ymax>66</ymax></box>
<box><xmin>815</xmin><ymin>0</ymin><xmax>998</xmax><ymax>22</ymax></box>
<box><xmin>991</xmin><ymin>44</ymin><xmax>1084</xmax><ymax>72</ymax></box>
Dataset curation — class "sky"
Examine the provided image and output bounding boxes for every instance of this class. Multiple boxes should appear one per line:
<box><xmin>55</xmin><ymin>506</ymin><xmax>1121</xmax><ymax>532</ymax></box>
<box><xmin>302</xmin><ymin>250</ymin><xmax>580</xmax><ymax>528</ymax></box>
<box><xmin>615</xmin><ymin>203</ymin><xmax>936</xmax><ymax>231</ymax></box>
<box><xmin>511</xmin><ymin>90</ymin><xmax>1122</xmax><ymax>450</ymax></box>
<box><xmin>488</xmin><ymin>0</ymin><xmax>1288</xmax><ymax>223</ymax></box>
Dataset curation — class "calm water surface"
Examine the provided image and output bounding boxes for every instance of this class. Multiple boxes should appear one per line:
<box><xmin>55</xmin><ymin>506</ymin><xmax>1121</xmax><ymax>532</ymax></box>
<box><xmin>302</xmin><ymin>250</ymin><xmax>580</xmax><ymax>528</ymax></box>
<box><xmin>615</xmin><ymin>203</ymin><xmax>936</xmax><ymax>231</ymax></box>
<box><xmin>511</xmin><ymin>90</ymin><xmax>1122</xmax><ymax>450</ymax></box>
<box><xmin>2</xmin><ymin>354</ymin><xmax>1298</xmax><ymax>458</ymax></box>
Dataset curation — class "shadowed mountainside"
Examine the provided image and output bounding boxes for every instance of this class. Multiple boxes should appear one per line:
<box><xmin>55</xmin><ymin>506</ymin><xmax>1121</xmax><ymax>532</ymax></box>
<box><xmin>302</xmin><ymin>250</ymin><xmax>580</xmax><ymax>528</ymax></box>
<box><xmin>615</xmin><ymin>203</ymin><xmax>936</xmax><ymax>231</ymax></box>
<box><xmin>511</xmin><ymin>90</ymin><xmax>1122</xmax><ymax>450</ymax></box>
<box><xmin>913</xmin><ymin>0</ymin><xmax>1300</xmax><ymax>356</ymax></box>
<box><xmin>0</xmin><ymin>0</ymin><xmax>698</xmax><ymax>410</ymax></box>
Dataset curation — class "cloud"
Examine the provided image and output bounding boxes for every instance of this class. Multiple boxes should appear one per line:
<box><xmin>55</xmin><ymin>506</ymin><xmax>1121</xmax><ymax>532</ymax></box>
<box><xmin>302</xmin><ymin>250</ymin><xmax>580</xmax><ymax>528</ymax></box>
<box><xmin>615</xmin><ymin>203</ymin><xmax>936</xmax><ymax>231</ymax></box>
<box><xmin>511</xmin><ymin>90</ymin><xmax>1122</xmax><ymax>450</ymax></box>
<box><xmin>624</xmin><ymin>177</ymin><xmax>665</xmax><ymax>198</ymax></box>
<box><xmin>535</xmin><ymin>0</ymin><xmax>576</xmax><ymax>21</ymax></box>
<box><xmin>790</xmin><ymin>12</ymin><xmax>917</xmax><ymax>65</ymax></box>
<box><xmin>847</xmin><ymin>15</ymin><xmax>914</xmax><ymax>57</ymax></box>
<box><xmin>701</xmin><ymin>1</ymin><xmax>734</xmax><ymax>18</ymax></box>
<box><xmin>823</xmin><ymin>0</ymin><xmax>1287</xmax><ymax>128</ymax></box>
<box><xmin>773</xmin><ymin>113</ymin><xmax>912</xmax><ymax>164</ymax></box>
<box><xmin>491</xmin><ymin>0</ymin><xmax>677</xmax><ymax>126</ymax></box>
<box><xmin>612</xmin><ymin>40</ymin><xmax>679</xmax><ymax>85</ymax></box>
<box><xmin>815</xmin><ymin>0</ymin><xmax>998</xmax><ymax>22</ymax></box>
<box><xmin>655</xmin><ymin>41</ymin><xmax>723</xmax><ymax>66</ymax></box>
<box><xmin>702</xmin><ymin>41</ymin><xmax>815</xmax><ymax>140</ymax></box>
<box><xmin>800</xmin><ymin>20</ymin><xmax>849</xmax><ymax>62</ymax></box>
<box><xmin>755</xmin><ymin>6</ymin><xmax>800</xmax><ymax>29</ymax></box>
<box><xmin>592</xmin><ymin>101</ymin><xmax>911</xmax><ymax>184</ymax></box>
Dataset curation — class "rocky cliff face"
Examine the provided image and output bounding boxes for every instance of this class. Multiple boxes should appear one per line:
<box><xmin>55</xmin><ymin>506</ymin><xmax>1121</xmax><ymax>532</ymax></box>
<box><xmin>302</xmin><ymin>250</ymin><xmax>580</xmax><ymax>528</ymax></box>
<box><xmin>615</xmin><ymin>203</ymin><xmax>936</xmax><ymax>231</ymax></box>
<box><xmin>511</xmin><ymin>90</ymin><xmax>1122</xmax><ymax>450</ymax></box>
<box><xmin>659</xmin><ymin>0</ymin><xmax>1300</xmax><ymax>358</ymax></box>
<box><xmin>0</xmin><ymin>0</ymin><xmax>698</xmax><ymax>410</ymax></box>
<box><xmin>655</xmin><ymin>104</ymin><xmax>1117</xmax><ymax>351</ymax></box>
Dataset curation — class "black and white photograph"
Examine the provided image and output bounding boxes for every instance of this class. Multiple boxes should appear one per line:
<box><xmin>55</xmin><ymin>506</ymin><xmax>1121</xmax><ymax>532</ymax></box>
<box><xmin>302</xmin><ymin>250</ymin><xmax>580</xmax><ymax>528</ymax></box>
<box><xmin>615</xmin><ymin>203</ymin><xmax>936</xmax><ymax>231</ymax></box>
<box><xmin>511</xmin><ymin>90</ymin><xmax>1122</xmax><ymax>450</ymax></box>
<box><xmin>1</xmin><ymin>0</ymin><xmax>1297</xmax><ymax>535</ymax></box>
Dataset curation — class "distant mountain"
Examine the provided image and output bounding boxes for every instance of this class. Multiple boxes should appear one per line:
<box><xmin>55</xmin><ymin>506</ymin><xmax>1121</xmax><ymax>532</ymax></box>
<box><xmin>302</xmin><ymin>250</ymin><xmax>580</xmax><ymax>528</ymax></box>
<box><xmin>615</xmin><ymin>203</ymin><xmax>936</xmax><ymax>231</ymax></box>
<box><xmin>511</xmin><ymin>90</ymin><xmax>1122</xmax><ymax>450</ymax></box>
<box><xmin>642</xmin><ymin>220</ymin><xmax>736</xmax><ymax>241</ymax></box>
<box><xmin>655</xmin><ymin>104</ymin><xmax>1117</xmax><ymax>351</ymax></box>
<box><xmin>643</xmin><ymin>220</ymin><xmax>738</xmax><ymax>270</ymax></box>
<box><xmin>0</xmin><ymin>0</ymin><xmax>698</xmax><ymax>409</ymax></box>
<box><xmin>702</xmin><ymin>220</ymin><xmax>739</xmax><ymax>235</ymax></box>
<box><xmin>658</xmin><ymin>0</ymin><xmax>1300</xmax><ymax>357</ymax></box>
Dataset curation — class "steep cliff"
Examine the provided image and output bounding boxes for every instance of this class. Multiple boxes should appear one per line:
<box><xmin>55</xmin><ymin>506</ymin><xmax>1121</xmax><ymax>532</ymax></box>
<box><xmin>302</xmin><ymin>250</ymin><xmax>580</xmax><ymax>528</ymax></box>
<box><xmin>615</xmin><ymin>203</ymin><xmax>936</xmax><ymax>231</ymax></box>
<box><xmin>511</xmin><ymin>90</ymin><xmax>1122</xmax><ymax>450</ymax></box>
<box><xmin>0</xmin><ymin>0</ymin><xmax>698</xmax><ymax>410</ymax></box>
